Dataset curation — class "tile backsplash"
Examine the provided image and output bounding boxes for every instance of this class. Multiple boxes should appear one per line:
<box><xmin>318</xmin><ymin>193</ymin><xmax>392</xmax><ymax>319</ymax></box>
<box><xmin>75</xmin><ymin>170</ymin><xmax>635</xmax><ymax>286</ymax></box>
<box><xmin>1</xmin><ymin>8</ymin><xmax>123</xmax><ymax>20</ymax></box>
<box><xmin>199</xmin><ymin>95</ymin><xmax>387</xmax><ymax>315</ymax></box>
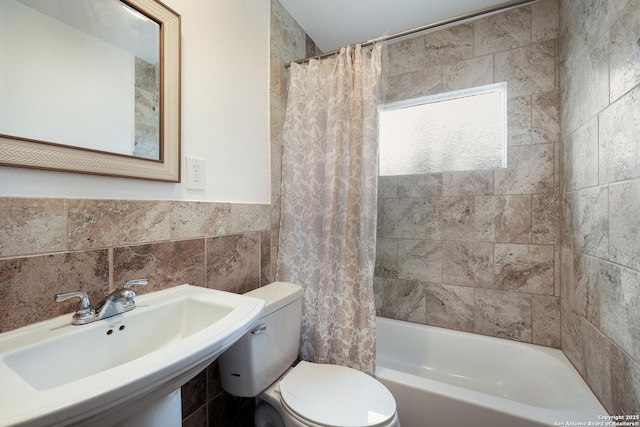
<box><xmin>0</xmin><ymin>197</ymin><xmax>271</xmax><ymax>424</ymax></box>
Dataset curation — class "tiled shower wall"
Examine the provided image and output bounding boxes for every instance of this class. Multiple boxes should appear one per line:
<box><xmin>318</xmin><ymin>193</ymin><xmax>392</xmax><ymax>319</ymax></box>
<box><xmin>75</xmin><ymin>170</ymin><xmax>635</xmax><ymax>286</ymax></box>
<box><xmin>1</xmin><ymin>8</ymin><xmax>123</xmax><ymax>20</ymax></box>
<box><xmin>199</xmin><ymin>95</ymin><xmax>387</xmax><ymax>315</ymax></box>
<box><xmin>559</xmin><ymin>0</ymin><xmax>640</xmax><ymax>415</ymax></box>
<box><xmin>0</xmin><ymin>198</ymin><xmax>271</xmax><ymax>426</ymax></box>
<box><xmin>374</xmin><ymin>0</ymin><xmax>562</xmax><ymax>347</ymax></box>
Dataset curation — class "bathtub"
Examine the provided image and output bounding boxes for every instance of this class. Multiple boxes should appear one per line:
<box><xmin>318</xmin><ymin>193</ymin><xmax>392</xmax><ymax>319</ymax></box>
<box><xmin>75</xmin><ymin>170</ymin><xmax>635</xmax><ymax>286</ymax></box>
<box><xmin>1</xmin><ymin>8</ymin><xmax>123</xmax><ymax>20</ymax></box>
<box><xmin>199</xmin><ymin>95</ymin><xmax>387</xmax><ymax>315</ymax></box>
<box><xmin>375</xmin><ymin>317</ymin><xmax>607</xmax><ymax>427</ymax></box>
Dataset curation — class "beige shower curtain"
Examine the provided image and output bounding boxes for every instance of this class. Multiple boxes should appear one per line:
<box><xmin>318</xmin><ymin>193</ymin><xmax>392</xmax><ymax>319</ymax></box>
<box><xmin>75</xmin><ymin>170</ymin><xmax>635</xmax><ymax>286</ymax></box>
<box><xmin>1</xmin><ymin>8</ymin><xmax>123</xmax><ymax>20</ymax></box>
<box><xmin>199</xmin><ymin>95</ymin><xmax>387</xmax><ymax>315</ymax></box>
<box><xmin>276</xmin><ymin>44</ymin><xmax>383</xmax><ymax>375</ymax></box>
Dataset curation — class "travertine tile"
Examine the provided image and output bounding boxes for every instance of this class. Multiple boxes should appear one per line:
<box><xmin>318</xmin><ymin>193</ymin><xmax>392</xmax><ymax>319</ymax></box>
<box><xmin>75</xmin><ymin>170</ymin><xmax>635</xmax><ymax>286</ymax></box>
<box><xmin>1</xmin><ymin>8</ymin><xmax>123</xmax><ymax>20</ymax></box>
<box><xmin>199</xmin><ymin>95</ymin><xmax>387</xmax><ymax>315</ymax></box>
<box><xmin>442</xmin><ymin>170</ymin><xmax>493</xmax><ymax>196</ymax></box>
<box><xmin>554</xmin><ymin>141</ymin><xmax>561</xmax><ymax>195</ymax></box>
<box><xmin>375</xmin><ymin>238</ymin><xmax>399</xmax><ymax>278</ymax></box>
<box><xmin>270</xmin><ymin>89</ymin><xmax>285</xmax><ymax>145</ymax></box>
<box><xmin>0</xmin><ymin>250</ymin><xmax>109</xmax><ymax>333</ymax></box>
<box><xmin>397</xmin><ymin>174</ymin><xmax>442</xmax><ymax>198</ymax></box>
<box><xmin>378</xmin><ymin>176</ymin><xmax>398</xmax><ymax>199</ymax></box>
<box><xmin>599</xmin><ymin>0</ymin><xmax>633</xmax><ymax>38</ymax></box>
<box><xmin>230</xmin><ymin>203</ymin><xmax>270</xmax><ymax>233</ymax></box>
<box><xmin>495</xmin><ymin>41</ymin><xmax>555</xmax><ymax>98</ymax></box>
<box><xmin>270</xmin><ymin>0</ymin><xmax>307</xmax><ymax>63</ymax></box>
<box><xmin>377</xmin><ymin>198</ymin><xmax>426</xmax><ymax>239</ymax></box>
<box><xmin>382</xmin><ymin>278</ymin><xmax>427</xmax><ymax>324</ymax></box>
<box><xmin>474</xmin><ymin>289</ymin><xmax>532</xmax><ymax>342</ymax></box>
<box><xmin>572</xmin><ymin>187</ymin><xmax>609</xmax><ymax>258</ymax></box>
<box><xmin>554</xmin><ymin>246</ymin><xmax>561</xmax><ymax>296</ymax></box>
<box><xmin>113</xmin><ymin>239</ymin><xmax>206</xmax><ymax>293</ymax></box>
<box><xmin>206</xmin><ymin>233</ymin><xmax>261</xmax><ymax>295</ymax></box>
<box><xmin>171</xmin><ymin>202</ymin><xmax>231</xmax><ymax>239</ymax></box>
<box><xmin>599</xmin><ymin>85</ymin><xmax>640</xmax><ymax>184</ymax></box>
<box><xmin>386</xmin><ymin>66</ymin><xmax>443</xmax><ymax>103</ymax></box>
<box><xmin>271</xmin><ymin>143</ymin><xmax>283</xmax><ymax>196</ymax></box>
<box><xmin>475</xmin><ymin>195</ymin><xmax>532</xmax><ymax>243</ymax></box>
<box><xmin>532</xmin><ymin>194</ymin><xmax>560</xmax><ymax>244</ymax></box>
<box><xmin>424</xmin><ymin>197</ymin><xmax>443</xmax><ymax>241</ymax></box>
<box><xmin>561</xmin><ymin>301</ymin><xmax>585</xmax><ymax>375</ymax></box>
<box><xmin>270</xmin><ymin>245</ymin><xmax>278</xmax><ymax>282</ymax></box>
<box><xmin>260</xmin><ymin>230</ymin><xmax>271</xmax><ymax>286</ymax></box>
<box><xmin>425</xmin><ymin>283</ymin><xmax>474</xmax><ymax>332</ymax></box>
<box><xmin>610</xmin><ymin>341</ymin><xmax>640</xmax><ymax>414</ymax></box>
<box><xmin>609</xmin><ymin>0</ymin><xmax>640</xmax><ymax>102</ymax></box>
<box><xmin>532</xmin><ymin>91</ymin><xmax>560</xmax><ymax>145</ymax></box>
<box><xmin>423</xmin><ymin>23</ymin><xmax>474</xmax><ymax>65</ymax></box>
<box><xmin>599</xmin><ymin>261</ymin><xmax>640</xmax><ymax>363</ymax></box>
<box><xmin>0</xmin><ymin>198</ymin><xmax>66</xmax><ymax>257</ymax></box>
<box><xmin>439</xmin><ymin>197</ymin><xmax>475</xmax><ymax>240</ymax></box>
<box><xmin>560</xmin><ymin>248</ymin><xmax>599</xmax><ymax>320</ymax></box>
<box><xmin>508</xmin><ymin>95</ymin><xmax>532</xmax><ymax>146</ymax></box>
<box><xmin>494</xmin><ymin>144</ymin><xmax>555</xmax><ymax>194</ymax></box>
<box><xmin>563</xmin><ymin>117</ymin><xmax>599</xmax><ymax>192</ymax></box>
<box><xmin>561</xmin><ymin>192</ymin><xmax>575</xmax><ymax>250</ymax></box>
<box><xmin>473</xmin><ymin>6</ymin><xmax>531</xmax><ymax>56</ymax></box>
<box><xmin>579</xmin><ymin>34</ymin><xmax>609</xmax><ymax>124</ymax></box>
<box><xmin>532</xmin><ymin>295</ymin><xmax>560</xmax><ymax>347</ymax></box>
<box><xmin>442</xmin><ymin>241</ymin><xmax>493</xmax><ymax>286</ymax></box>
<box><xmin>68</xmin><ymin>199</ymin><xmax>171</xmax><ymax>250</ymax></box>
<box><xmin>442</xmin><ymin>55</ymin><xmax>494</xmax><ymax>92</ymax></box>
<box><xmin>398</xmin><ymin>239</ymin><xmax>442</xmax><ymax>283</ymax></box>
<box><xmin>494</xmin><ymin>243</ymin><xmax>555</xmax><ymax>295</ymax></box>
<box><xmin>387</xmin><ymin>35</ymin><xmax>430</xmax><ymax>77</ymax></box>
<box><xmin>560</xmin><ymin>57</ymin><xmax>581</xmax><ymax>137</ymax></box>
<box><xmin>532</xmin><ymin>0</ymin><xmax>560</xmax><ymax>43</ymax></box>
<box><xmin>609</xmin><ymin>180</ymin><xmax>640</xmax><ymax>271</ymax></box>
<box><xmin>582</xmin><ymin>319</ymin><xmax>612</xmax><ymax>411</ymax></box>
<box><xmin>270</xmin><ymin>196</ymin><xmax>281</xmax><ymax>248</ymax></box>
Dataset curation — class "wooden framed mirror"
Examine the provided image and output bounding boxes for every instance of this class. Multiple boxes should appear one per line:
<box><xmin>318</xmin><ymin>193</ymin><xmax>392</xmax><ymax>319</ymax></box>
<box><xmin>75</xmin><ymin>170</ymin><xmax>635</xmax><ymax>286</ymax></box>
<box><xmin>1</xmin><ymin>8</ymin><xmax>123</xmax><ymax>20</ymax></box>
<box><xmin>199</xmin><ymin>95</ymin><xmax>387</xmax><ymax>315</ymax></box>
<box><xmin>0</xmin><ymin>0</ymin><xmax>181</xmax><ymax>182</ymax></box>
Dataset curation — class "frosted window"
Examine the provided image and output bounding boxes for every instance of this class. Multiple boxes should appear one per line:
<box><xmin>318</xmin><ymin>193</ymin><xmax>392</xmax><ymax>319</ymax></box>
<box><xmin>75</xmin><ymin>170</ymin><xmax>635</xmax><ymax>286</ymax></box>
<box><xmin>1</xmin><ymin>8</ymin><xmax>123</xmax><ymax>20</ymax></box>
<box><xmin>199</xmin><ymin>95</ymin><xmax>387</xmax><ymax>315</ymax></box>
<box><xmin>379</xmin><ymin>83</ymin><xmax>507</xmax><ymax>176</ymax></box>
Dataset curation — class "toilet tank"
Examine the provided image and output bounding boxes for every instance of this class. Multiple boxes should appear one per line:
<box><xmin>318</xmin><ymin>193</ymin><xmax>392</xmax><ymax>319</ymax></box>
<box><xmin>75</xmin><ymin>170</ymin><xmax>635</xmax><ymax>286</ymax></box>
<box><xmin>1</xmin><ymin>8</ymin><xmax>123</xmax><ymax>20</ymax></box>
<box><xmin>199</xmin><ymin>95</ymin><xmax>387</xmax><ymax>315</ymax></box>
<box><xmin>219</xmin><ymin>282</ymin><xmax>303</xmax><ymax>397</ymax></box>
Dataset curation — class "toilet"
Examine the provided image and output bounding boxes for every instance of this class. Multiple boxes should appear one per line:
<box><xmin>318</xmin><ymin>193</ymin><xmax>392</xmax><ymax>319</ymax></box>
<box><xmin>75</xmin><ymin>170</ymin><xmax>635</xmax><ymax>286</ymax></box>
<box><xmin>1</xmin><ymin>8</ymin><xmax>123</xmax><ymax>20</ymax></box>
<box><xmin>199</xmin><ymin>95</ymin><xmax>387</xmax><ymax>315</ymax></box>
<box><xmin>219</xmin><ymin>282</ymin><xmax>400</xmax><ymax>427</ymax></box>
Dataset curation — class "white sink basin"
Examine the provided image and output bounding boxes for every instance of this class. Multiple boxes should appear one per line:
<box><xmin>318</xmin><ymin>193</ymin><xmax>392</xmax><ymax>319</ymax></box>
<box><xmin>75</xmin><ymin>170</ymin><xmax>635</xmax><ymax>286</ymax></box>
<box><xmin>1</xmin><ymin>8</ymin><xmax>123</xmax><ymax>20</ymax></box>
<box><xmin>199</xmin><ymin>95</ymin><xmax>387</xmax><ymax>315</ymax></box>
<box><xmin>0</xmin><ymin>284</ymin><xmax>265</xmax><ymax>426</ymax></box>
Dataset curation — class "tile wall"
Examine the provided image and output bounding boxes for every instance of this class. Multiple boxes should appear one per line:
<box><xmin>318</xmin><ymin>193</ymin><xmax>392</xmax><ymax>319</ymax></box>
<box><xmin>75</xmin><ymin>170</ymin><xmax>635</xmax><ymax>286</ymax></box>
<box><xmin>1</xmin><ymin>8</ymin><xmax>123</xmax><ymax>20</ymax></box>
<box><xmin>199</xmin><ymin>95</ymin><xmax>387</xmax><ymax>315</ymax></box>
<box><xmin>374</xmin><ymin>0</ymin><xmax>562</xmax><ymax>347</ymax></box>
<box><xmin>0</xmin><ymin>198</ymin><xmax>271</xmax><ymax>426</ymax></box>
<box><xmin>559</xmin><ymin>0</ymin><xmax>640</xmax><ymax>414</ymax></box>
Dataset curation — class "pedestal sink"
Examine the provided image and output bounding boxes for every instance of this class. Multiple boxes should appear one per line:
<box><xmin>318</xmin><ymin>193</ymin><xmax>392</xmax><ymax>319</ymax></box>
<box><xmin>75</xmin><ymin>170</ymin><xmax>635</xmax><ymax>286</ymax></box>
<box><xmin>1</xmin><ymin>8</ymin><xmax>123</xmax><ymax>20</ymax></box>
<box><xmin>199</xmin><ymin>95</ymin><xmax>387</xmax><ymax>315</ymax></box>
<box><xmin>0</xmin><ymin>284</ymin><xmax>265</xmax><ymax>426</ymax></box>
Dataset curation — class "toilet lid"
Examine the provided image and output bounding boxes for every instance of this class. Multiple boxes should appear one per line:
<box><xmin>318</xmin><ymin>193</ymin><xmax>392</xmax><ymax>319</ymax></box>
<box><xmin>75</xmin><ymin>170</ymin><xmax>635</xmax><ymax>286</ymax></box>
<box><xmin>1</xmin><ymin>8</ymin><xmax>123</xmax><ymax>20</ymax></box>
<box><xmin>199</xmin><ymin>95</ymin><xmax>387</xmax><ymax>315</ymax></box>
<box><xmin>279</xmin><ymin>361</ymin><xmax>396</xmax><ymax>427</ymax></box>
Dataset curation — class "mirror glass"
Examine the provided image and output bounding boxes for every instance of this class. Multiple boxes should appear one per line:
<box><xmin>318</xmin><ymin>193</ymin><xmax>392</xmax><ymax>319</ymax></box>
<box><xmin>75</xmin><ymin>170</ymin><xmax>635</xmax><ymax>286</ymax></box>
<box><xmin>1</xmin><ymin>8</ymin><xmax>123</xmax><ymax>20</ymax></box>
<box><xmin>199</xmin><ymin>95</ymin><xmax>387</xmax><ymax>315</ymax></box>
<box><xmin>1</xmin><ymin>0</ymin><xmax>161</xmax><ymax>159</ymax></box>
<box><xmin>0</xmin><ymin>0</ymin><xmax>180</xmax><ymax>182</ymax></box>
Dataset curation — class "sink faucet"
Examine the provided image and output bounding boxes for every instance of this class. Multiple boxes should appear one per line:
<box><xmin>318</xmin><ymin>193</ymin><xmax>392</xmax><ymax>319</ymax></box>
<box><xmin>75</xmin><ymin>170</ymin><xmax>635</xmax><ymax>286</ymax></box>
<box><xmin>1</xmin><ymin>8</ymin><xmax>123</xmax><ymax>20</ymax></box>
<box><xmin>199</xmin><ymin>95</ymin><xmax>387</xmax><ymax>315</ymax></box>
<box><xmin>55</xmin><ymin>278</ymin><xmax>149</xmax><ymax>325</ymax></box>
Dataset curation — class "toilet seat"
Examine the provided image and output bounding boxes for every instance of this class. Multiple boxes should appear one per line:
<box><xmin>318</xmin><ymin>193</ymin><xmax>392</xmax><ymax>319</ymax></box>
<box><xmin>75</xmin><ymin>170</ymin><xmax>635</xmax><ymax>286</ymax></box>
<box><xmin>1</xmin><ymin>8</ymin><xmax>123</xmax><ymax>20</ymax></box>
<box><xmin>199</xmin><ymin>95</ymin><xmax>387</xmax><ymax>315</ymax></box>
<box><xmin>279</xmin><ymin>361</ymin><xmax>397</xmax><ymax>427</ymax></box>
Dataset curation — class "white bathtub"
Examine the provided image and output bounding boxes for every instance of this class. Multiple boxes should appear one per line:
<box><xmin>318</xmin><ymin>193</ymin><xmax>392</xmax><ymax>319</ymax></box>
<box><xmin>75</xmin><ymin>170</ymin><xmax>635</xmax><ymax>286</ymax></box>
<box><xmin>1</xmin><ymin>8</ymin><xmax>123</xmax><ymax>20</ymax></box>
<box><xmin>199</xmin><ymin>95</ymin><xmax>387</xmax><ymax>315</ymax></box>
<box><xmin>375</xmin><ymin>317</ymin><xmax>607</xmax><ymax>427</ymax></box>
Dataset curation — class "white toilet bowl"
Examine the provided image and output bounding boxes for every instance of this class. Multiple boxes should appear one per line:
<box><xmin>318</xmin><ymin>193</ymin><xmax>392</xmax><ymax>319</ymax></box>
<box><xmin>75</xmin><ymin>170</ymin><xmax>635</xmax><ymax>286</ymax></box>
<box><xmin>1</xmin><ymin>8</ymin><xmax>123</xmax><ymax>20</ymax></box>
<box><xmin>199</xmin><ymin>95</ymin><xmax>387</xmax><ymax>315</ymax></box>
<box><xmin>257</xmin><ymin>361</ymin><xmax>400</xmax><ymax>427</ymax></box>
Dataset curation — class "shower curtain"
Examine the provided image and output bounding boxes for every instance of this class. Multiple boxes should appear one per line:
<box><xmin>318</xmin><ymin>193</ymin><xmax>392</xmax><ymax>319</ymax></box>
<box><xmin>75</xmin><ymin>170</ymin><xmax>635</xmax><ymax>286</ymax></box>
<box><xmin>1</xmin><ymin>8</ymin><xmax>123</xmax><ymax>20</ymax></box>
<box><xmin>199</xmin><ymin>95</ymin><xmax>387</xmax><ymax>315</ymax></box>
<box><xmin>276</xmin><ymin>44</ymin><xmax>383</xmax><ymax>375</ymax></box>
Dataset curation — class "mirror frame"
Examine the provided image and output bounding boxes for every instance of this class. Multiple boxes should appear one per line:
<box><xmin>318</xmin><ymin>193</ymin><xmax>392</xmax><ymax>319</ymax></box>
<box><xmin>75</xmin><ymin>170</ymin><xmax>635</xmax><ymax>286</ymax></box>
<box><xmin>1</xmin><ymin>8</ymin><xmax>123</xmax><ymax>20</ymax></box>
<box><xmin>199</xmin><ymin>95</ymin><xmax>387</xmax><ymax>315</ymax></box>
<box><xmin>0</xmin><ymin>0</ymin><xmax>181</xmax><ymax>182</ymax></box>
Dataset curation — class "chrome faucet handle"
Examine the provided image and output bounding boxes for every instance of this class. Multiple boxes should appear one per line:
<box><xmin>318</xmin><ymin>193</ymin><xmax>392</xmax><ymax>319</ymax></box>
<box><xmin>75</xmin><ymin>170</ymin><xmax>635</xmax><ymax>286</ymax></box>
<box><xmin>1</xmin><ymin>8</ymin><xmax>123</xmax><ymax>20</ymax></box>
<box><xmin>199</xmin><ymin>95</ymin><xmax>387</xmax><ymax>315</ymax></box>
<box><xmin>120</xmin><ymin>278</ymin><xmax>149</xmax><ymax>300</ymax></box>
<box><xmin>55</xmin><ymin>291</ymin><xmax>96</xmax><ymax>325</ymax></box>
<box><xmin>123</xmin><ymin>278</ymin><xmax>149</xmax><ymax>290</ymax></box>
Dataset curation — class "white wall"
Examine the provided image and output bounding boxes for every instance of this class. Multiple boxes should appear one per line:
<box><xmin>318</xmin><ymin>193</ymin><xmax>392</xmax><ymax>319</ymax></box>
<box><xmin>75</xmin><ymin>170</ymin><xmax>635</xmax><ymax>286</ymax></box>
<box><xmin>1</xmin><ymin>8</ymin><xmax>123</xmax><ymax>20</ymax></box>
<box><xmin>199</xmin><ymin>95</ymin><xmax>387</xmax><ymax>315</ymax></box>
<box><xmin>0</xmin><ymin>0</ymin><xmax>271</xmax><ymax>204</ymax></box>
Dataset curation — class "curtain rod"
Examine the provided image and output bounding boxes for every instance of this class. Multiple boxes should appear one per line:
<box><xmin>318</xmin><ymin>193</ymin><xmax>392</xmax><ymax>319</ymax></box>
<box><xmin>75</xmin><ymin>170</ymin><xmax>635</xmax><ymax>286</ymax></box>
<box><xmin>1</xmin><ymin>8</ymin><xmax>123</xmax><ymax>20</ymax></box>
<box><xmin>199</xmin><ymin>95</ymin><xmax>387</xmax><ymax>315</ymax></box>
<box><xmin>286</xmin><ymin>0</ymin><xmax>539</xmax><ymax>67</ymax></box>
